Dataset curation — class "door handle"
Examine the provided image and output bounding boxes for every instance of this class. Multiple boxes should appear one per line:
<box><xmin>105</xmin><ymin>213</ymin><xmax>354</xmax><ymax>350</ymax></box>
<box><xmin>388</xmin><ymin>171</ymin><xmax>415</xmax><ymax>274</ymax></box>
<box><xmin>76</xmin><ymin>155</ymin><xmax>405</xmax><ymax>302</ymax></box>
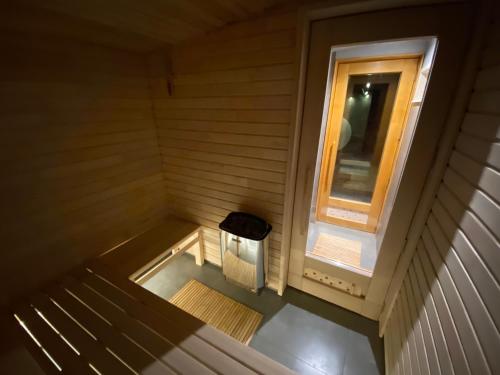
<box><xmin>301</xmin><ymin>166</ymin><xmax>312</xmax><ymax>236</ymax></box>
<box><xmin>324</xmin><ymin>144</ymin><xmax>333</xmax><ymax>192</ymax></box>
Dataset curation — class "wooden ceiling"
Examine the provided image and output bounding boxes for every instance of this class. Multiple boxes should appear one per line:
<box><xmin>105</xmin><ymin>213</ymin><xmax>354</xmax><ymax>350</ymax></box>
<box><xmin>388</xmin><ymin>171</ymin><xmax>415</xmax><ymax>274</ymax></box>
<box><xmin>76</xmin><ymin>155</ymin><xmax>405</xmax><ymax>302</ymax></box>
<box><xmin>2</xmin><ymin>0</ymin><xmax>293</xmax><ymax>51</ymax></box>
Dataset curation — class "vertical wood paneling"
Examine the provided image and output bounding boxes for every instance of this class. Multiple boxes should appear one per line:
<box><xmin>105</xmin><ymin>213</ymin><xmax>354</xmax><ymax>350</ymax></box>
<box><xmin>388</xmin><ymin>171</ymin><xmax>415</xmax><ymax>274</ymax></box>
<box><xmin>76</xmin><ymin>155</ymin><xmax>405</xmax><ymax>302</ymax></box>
<box><xmin>400</xmin><ymin>285</ymin><xmax>421</xmax><ymax>375</ymax></box>
<box><xmin>403</xmin><ymin>278</ymin><xmax>430</xmax><ymax>375</ymax></box>
<box><xmin>0</xmin><ymin>33</ymin><xmax>165</xmax><ymax>305</ymax></box>
<box><xmin>415</xmin><ymin>254</ymin><xmax>454</xmax><ymax>375</ymax></box>
<box><xmin>149</xmin><ymin>11</ymin><xmax>296</xmax><ymax>290</ymax></box>
<box><xmin>407</xmin><ymin>264</ymin><xmax>441</xmax><ymax>375</ymax></box>
<box><xmin>384</xmin><ymin>15</ymin><xmax>500</xmax><ymax>375</ymax></box>
<box><xmin>423</xmin><ymin>223</ymin><xmax>490</xmax><ymax>374</ymax></box>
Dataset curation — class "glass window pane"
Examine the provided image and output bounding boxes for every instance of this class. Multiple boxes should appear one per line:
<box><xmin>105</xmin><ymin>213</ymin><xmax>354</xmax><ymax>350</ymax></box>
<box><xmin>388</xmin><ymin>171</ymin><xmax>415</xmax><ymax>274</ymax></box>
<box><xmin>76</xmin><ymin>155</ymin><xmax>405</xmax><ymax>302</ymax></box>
<box><xmin>330</xmin><ymin>72</ymin><xmax>400</xmax><ymax>203</ymax></box>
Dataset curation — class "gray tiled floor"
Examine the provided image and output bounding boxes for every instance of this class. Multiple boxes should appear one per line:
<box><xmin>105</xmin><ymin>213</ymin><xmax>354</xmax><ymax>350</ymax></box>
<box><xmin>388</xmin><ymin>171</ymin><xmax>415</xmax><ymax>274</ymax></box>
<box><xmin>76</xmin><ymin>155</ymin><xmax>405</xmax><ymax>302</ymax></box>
<box><xmin>143</xmin><ymin>255</ymin><xmax>384</xmax><ymax>375</ymax></box>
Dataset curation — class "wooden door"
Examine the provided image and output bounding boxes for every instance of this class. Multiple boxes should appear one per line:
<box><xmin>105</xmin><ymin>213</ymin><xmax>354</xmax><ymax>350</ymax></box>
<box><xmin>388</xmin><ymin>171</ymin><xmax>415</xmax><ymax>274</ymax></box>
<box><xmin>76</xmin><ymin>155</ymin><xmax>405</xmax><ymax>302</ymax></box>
<box><xmin>316</xmin><ymin>57</ymin><xmax>420</xmax><ymax>232</ymax></box>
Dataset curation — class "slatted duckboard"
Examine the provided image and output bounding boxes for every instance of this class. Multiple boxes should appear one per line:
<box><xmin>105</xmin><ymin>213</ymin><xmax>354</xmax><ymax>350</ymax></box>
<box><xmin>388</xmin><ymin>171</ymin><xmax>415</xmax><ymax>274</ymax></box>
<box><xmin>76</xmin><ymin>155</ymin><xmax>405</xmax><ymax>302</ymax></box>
<box><xmin>169</xmin><ymin>280</ymin><xmax>262</xmax><ymax>344</ymax></box>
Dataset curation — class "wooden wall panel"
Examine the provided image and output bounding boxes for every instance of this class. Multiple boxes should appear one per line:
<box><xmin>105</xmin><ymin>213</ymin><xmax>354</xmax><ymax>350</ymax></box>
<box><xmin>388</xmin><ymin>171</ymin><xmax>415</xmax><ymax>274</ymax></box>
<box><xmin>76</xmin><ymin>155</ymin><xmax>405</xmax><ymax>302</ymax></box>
<box><xmin>0</xmin><ymin>33</ymin><xmax>166</xmax><ymax>305</ymax></box>
<box><xmin>14</xmin><ymin>0</ymin><xmax>293</xmax><ymax>48</ymax></box>
<box><xmin>384</xmin><ymin>16</ymin><xmax>500</xmax><ymax>375</ymax></box>
<box><xmin>149</xmin><ymin>11</ymin><xmax>296</xmax><ymax>290</ymax></box>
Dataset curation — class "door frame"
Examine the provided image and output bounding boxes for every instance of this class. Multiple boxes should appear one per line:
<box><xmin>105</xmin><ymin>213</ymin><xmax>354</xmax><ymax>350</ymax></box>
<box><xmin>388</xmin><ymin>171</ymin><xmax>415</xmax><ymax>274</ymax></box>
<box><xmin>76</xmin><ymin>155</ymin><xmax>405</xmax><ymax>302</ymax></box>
<box><xmin>278</xmin><ymin>1</ymin><xmax>475</xmax><ymax>319</ymax></box>
<box><xmin>279</xmin><ymin>0</ymin><xmax>464</xmax><ymax>296</ymax></box>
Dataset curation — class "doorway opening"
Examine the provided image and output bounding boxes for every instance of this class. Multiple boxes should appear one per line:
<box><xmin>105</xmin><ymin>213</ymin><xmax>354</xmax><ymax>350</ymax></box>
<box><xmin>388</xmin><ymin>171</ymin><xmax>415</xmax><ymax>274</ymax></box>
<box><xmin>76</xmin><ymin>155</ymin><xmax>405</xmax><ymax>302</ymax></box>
<box><xmin>307</xmin><ymin>38</ymin><xmax>438</xmax><ymax>275</ymax></box>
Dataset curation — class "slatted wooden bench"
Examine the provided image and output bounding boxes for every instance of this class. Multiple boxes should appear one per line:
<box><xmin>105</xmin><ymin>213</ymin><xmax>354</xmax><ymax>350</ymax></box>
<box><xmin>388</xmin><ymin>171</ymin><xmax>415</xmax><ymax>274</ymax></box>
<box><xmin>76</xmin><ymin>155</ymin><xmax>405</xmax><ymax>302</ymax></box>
<box><xmin>6</xmin><ymin>217</ymin><xmax>294</xmax><ymax>374</ymax></box>
<box><xmin>98</xmin><ymin>216</ymin><xmax>205</xmax><ymax>284</ymax></box>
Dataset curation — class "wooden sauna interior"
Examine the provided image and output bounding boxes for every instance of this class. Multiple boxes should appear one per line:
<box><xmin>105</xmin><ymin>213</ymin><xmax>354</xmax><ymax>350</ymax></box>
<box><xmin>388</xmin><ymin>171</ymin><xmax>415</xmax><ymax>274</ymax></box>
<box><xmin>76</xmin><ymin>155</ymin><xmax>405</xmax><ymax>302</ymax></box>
<box><xmin>0</xmin><ymin>0</ymin><xmax>499</xmax><ymax>374</ymax></box>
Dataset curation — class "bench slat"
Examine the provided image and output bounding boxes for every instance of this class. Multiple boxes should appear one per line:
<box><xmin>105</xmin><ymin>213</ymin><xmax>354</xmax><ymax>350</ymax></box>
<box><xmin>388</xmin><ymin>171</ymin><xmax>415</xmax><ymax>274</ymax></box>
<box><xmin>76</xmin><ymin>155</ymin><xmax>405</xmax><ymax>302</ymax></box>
<box><xmin>2</xmin><ymin>312</ymin><xmax>59</xmax><ymax>375</ymax></box>
<box><xmin>30</xmin><ymin>293</ymin><xmax>133</xmax><ymax>374</ymax></box>
<box><xmin>48</xmin><ymin>285</ymin><xmax>173</xmax><ymax>374</ymax></box>
<box><xmin>14</xmin><ymin>304</ymin><xmax>92</xmax><ymax>375</ymax></box>
<box><xmin>64</xmin><ymin>277</ymin><xmax>214</xmax><ymax>374</ymax></box>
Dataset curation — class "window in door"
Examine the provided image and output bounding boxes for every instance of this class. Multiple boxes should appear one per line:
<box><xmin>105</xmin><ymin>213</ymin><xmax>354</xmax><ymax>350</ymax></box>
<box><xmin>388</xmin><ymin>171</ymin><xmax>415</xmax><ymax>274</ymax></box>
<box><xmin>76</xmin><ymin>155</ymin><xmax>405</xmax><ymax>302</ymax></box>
<box><xmin>316</xmin><ymin>57</ymin><xmax>420</xmax><ymax>233</ymax></box>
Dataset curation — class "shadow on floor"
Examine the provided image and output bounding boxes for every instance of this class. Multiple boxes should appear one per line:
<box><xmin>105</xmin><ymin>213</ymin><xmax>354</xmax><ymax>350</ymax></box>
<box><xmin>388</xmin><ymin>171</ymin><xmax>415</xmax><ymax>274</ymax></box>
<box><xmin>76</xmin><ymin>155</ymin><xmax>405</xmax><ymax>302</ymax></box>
<box><xmin>142</xmin><ymin>254</ymin><xmax>384</xmax><ymax>375</ymax></box>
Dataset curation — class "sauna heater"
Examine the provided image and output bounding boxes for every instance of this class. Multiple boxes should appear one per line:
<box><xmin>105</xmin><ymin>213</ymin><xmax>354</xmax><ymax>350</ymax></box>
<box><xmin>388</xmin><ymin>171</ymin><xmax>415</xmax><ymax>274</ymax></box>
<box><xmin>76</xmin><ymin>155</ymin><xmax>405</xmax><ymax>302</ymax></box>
<box><xmin>219</xmin><ymin>212</ymin><xmax>272</xmax><ymax>293</ymax></box>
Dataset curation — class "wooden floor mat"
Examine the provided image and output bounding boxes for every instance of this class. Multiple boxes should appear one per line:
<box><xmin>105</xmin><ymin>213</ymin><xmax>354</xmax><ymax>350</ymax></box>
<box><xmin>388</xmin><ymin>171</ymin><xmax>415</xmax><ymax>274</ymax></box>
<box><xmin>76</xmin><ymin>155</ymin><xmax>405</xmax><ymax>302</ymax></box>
<box><xmin>311</xmin><ymin>233</ymin><xmax>368</xmax><ymax>272</ymax></box>
<box><xmin>169</xmin><ymin>280</ymin><xmax>262</xmax><ymax>344</ymax></box>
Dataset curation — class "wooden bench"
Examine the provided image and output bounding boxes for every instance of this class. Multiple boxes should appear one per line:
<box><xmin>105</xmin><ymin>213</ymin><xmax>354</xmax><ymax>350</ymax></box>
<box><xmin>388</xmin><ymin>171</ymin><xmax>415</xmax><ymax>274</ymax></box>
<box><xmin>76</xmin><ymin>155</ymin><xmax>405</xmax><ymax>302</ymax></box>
<box><xmin>98</xmin><ymin>216</ymin><xmax>205</xmax><ymax>284</ymax></box>
<box><xmin>4</xmin><ymin>216</ymin><xmax>294</xmax><ymax>374</ymax></box>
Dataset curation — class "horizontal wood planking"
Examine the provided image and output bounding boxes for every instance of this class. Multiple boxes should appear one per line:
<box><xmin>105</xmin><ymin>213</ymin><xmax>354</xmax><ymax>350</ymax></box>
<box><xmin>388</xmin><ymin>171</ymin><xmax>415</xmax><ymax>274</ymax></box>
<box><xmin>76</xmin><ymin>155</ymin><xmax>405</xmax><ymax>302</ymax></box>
<box><xmin>158</xmin><ymin>119</ymin><xmax>289</xmax><ymax>136</ymax></box>
<box><xmin>173</xmin><ymin>47</ymin><xmax>295</xmax><ymax>74</ymax></box>
<box><xmin>162</xmin><ymin>147</ymin><xmax>287</xmax><ymax>173</ymax></box>
<box><xmin>163</xmin><ymin>171</ymin><xmax>284</xmax><ymax>204</ymax></box>
<box><xmin>0</xmin><ymin>4</ymin><xmax>164</xmax><ymax>52</ymax></box>
<box><xmin>0</xmin><ymin>33</ymin><xmax>166</xmax><ymax>305</ymax></box>
<box><xmin>173</xmin><ymin>28</ymin><xmax>296</xmax><ymax>60</ymax></box>
<box><xmin>160</xmin><ymin>138</ymin><xmax>288</xmax><ymax>161</ymax></box>
<box><xmin>10</xmin><ymin>0</ymin><xmax>292</xmax><ymax>51</ymax></box>
<box><xmin>155</xmin><ymin>95</ymin><xmax>292</xmax><ymax>109</ymax></box>
<box><xmin>159</xmin><ymin>129</ymin><xmax>288</xmax><ymax>150</ymax></box>
<box><xmin>163</xmin><ymin>179</ymin><xmax>284</xmax><ymax>214</ymax></box>
<box><xmin>173</xmin><ymin>64</ymin><xmax>294</xmax><ymax>86</ymax></box>
<box><xmin>150</xmin><ymin>11</ymin><xmax>296</xmax><ymax>289</ymax></box>
<box><xmin>155</xmin><ymin>108</ymin><xmax>291</xmax><ymax>124</ymax></box>
<box><xmin>384</xmin><ymin>16</ymin><xmax>500</xmax><ymax>375</ymax></box>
